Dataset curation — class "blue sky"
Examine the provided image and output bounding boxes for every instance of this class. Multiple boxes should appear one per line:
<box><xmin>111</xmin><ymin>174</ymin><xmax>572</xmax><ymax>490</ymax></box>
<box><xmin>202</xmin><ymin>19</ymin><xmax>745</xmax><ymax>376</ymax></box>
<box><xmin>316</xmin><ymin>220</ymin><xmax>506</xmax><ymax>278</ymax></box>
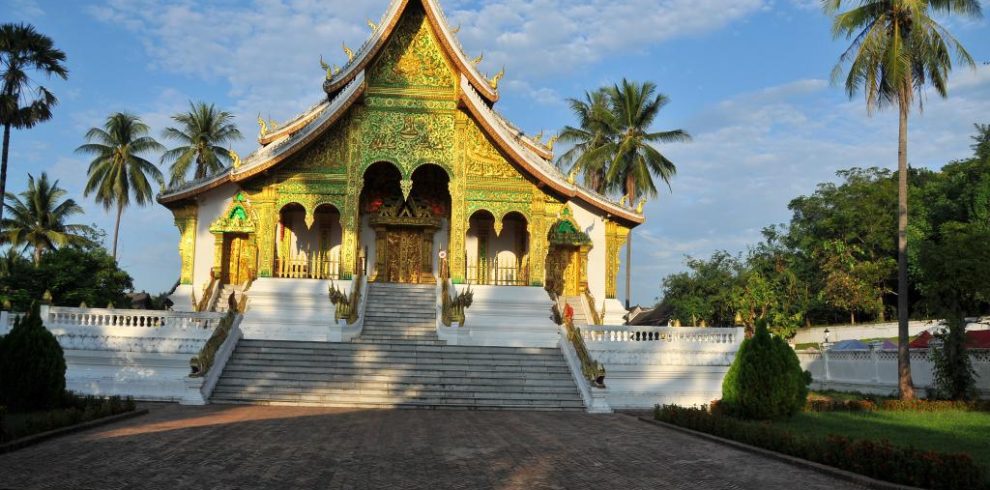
<box><xmin>3</xmin><ymin>0</ymin><xmax>989</xmax><ymax>305</ymax></box>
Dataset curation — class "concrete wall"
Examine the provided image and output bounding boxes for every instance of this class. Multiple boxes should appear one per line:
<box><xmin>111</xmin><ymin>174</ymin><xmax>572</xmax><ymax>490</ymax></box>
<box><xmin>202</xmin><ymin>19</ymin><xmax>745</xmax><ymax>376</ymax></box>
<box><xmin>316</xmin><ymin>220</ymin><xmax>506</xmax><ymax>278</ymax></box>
<box><xmin>568</xmin><ymin>201</ymin><xmax>606</xmax><ymax>304</ymax></box>
<box><xmin>193</xmin><ymin>183</ymin><xmax>238</xmax><ymax>292</ymax></box>
<box><xmin>798</xmin><ymin>348</ymin><xmax>990</xmax><ymax>399</ymax></box>
<box><xmin>584</xmin><ymin>326</ymin><xmax>745</xmax><ymax>409</ymax></box>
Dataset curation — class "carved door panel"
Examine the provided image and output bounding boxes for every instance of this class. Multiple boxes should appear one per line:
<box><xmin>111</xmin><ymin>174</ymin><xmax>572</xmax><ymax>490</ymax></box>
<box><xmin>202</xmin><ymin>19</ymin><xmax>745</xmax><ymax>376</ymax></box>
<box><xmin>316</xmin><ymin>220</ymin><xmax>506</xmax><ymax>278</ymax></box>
<box><xmin>383</xmin><ymin>229</ymin><xmax>424</xmax><ymax>284</ymax></box>
<box><xmin>223</xmin><ymin>234</ymin><xmax>252</xmax><ymax>285</ymax></box>
<box><xmin>563</xmin><ymin>249</ymin><xmax>580</xmax><ymax>297</ymax></box>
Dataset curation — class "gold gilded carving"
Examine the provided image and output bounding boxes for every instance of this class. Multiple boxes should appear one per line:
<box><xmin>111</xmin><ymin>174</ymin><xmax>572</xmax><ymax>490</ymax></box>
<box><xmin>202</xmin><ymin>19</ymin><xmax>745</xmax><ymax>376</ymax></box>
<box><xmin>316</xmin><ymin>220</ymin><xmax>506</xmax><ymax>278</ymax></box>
<box><xmin>368</xmin><ymin>19</ymin><xmax>379</xmax><ymax>32</ymax></box>
<box><xmin>368</xmin><ymin>4</ymin><xmax>455</xmax><ymax>90</ymax></box>
<box><xmin>488</xmin><ymin>68</ymin><xmax>505</xmax><ymax>90</ymax></box>
<box><xmin>257</xmin><ymin>115</ymin><xmax>268</xmax><ymax>137</ymax></box>
<box><xmin>363</xmin><ymin>111</ymin><xmax>454</xmax><ymax>174</ymax></box>
<box><xmin>343</xmin><ymin>42</ymin><xmax>354</xmax><ymax>62</ymax></box>
<box><xmin>605</xmin><ymin>219</ymin><xmax>630</xmax><ymax>299</ymax></box>
<box><xmin>464</xmin><ymin>120</ymin><xmax>519</xmax><ymax>179</ymax></box>
<box><xmin>472</xmin><ymin>53</ymin><xmax>483</xmax><ymax>65</ymax></box>
<box><xmin>230</xmin><ymin>149</ymin><xmax>242</xmax><ymax>169</ymax></box>
<box><xmin>173</xmin><ymin>205</ymin><xmax>198</xmax><ymax>285</ymax></box>
<box><xmin>636</xmin><ymin>197</ymin><xmax>647</xmax><ymax>214</ymax></box>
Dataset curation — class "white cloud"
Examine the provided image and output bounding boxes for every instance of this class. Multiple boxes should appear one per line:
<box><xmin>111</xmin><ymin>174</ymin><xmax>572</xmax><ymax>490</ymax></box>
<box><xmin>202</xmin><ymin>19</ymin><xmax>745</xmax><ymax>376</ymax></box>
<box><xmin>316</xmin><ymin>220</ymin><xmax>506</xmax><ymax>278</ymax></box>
<box><xmin>3</xmin><ymin>0</ymin><xmax>45</xmax><ymax>18</ymax></box>
<box><xmin>636</xmin><ymin>65</ymin><xmax>990</xmax><ymax>304</ymax></box>
<box><xmin>89</xmin><ymin>0</ymin><xmax>767</xmax><ymax>123</ymax></box>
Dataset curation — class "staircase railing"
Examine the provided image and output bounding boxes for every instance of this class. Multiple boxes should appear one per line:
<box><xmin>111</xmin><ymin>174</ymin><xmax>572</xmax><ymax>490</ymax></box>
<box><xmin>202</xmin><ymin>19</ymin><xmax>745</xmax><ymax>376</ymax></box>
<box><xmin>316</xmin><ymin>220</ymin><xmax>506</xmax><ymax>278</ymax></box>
<box><xmin>189</xmin><ymin>309</ymin><xmax>239</xmax><ymax>377</ymax></box>
<box><xmin>582</xmin><ymin>290</ymin><xmax>603</xmax><ymax>325</ymax></box>
<box><xmin>556</xmin><ymin>295</ymin><xmax>605</xmax><ymax>387</ymax></box>
<box><xmin>330</xmin><ymin>269</ymin><xmax>363</xmax><ymax>325</ymax></box>
<box><xmin>439</xmin><ymin>256</ymin><xmax>472</xmax><ymax>327</ymax></box>
<box><xmin>196</xmin><ymin>274</ymin><xmax>220</xmax><ymax>313</ymax></box>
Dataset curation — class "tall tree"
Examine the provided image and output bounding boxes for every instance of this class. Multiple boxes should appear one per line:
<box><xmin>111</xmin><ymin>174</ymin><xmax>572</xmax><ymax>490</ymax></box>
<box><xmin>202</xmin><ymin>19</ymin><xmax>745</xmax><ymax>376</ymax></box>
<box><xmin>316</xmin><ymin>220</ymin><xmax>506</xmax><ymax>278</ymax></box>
<box><xmin>972</xmin><ymin>123</ymin><xmax>990</xmax><ymax>162</ymax></box>
<box><xmin>824</xmin><ymin>0</ymin><xmax>981</xmax><ymax>399</ymax></box>
<box><xmin>76</xmin><ymin>113</ymin><xmax>164</xmax><ymax>259</ymax></box>
<box><xmin>604</xmin><ymin>79</ymin><xmax>691</xmax><ymax>308</ymax></box>
<box><xmin>0</xmin><ymin>23</ymin><xmax>68</xmax><ymax>224</ymax></box>
<box><xmin>557</xmin><ymin>89</ymin><xmax>616</xmax><ymax>194</ymax></box>
<box><xmin>1</xmin><ymin>172</ymin><xmax>92</xmax><ymax>264</ymax></box>
<box><xmin>161</xmin><ymin>101</ymin><xmax>241</xmax><ymax>187</ymax></box>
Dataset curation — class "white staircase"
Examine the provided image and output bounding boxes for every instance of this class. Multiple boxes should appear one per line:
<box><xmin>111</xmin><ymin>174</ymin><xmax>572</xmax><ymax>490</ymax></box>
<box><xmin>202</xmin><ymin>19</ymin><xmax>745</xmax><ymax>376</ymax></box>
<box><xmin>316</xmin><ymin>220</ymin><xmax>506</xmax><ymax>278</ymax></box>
<box><xmin>355</xmin><ymin>283</ymin><xmax>441</xmax><ymax>345</ymax></box>
<box><xmin>211</xmin><ymin>281</ymin><xmax>585</xmax><ymax>410</ymax></box>
<box><xmin>214</xmin><ymin>285</ymin><xmax>245</xmax><ymax>313</ymax></box>
<box><xmin>565</xmin><ymin>296</ymin><xmax>588</xmax><ymax>326</ymax></box>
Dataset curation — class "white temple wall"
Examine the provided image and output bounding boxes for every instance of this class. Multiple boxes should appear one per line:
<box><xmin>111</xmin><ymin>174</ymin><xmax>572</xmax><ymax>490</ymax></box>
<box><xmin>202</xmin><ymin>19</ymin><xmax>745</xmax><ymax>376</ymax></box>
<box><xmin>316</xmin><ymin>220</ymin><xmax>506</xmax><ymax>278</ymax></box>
<box><xmin>193</xmin><ymin>183</ymin><xmax>237</xmax><ymax>293</ymax></box>
<box><xmin>568</xmin><ymin>201</ymin><xmax>607</xmax><ymax>304</ymax></box>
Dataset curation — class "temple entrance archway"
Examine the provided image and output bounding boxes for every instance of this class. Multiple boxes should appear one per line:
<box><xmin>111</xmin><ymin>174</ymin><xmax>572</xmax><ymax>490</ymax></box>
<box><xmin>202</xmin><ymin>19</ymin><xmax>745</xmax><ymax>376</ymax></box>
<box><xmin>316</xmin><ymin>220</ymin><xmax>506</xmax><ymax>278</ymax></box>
<box><xmin>360</xmin><ymin>162</ymin><xmax>450</xmax><ymax>284</ymax></box>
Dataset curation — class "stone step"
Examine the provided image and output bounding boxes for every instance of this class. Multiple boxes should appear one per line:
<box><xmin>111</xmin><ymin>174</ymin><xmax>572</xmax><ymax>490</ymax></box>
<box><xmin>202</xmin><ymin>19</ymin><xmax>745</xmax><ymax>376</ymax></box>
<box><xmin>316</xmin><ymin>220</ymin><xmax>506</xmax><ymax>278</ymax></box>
<box><xmin>209</xmin><ymin>396</ymin><xmax>585</xmax><ymax>411</ymax></box>
<box><xmin>215</xmin><ymin>371</ymin><xmax>575</xmax><ymax>386</ymax></box>
<box><xmin>228</xmin><ymin>351</ymin><xmax>567</xmax><ymax>366</ymax></box>
<box><xmin>236</xmin><ymin>340</ymin><xmax>560</xmax><ymax>355</ymax></box>
<box><xmin>222</xmin><ymin>363</ymin><xmax>573</xmax><ymax>378</ymax></box>
<box><xmin>212</xmin><ymin>388</ymin><xmax>581</xmax><ymax>404</ymax></box>
<box><xmin>214</xmin><ymin>377</ymin><xmax>579</xmax><ymax>393</ymax></box>
<box><xmin>236</xmin><ymin>346</ymin><xmax>565</xmax><ymax>365</ymax></box>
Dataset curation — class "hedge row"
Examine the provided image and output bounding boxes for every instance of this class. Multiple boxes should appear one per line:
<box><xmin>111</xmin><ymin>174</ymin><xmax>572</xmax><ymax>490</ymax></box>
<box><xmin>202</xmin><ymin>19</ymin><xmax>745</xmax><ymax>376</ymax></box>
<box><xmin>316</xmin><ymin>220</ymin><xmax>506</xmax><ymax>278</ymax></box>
<box><xmin>654</xmin><ymin>404</ymin><xmax>987</xmax><ymax>490</ymax></box>
<box><xmin>1</xmin><ymin>394</ymin><xmax>136</xmax><ymax>443</ymax></box>
<box><xmin>805</xmin><ymin>398</ymin><xmax>990</xmax><ymax>413</ymax></box>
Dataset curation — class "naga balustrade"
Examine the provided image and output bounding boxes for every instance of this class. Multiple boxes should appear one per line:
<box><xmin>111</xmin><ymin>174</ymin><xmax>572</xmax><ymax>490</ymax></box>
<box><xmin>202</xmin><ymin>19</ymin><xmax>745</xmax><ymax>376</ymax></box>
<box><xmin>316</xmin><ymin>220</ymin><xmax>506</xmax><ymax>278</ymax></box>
<box><xmin>466</xmin><ymin>256</ymin><xmax>529</xmax><ymax>286</ymax></box>
<box><xmin>582</xmin><ymin>326</ymin><xmax>741</xmax><ymax>344</ymax></box>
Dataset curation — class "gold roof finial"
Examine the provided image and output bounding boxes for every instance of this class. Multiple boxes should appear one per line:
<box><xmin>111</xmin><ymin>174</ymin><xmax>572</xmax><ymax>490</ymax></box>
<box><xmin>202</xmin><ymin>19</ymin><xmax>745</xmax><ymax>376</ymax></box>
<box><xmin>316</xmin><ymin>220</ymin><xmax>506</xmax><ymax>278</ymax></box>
<box><xmin>451</xmin><ymin>23</ymin><xmax>461</xmax><ymax>34</ymax></box>
<box><xmin>533</xmin><ymin>130</ymin><xmax>545</xmax><ymax>144</ymax></box>
<box><xmin>547</xmin><ymin>135</ymin><xmax>559</xmax><ymax>151</ymax></box>
<box><xmin>489</xmin><ymin>67</ymin><xmax>505</xmax><ymax>90</ymax></box>
<box><xmin>320</xmin><ymin>55</ymin><xmax>332</xmax><ymax>79</ymax></box>
<box><xmin>257</xmin><ymin>115</ymin><xmax>269</xmax><ymax>137</ymax></box>
<box><xmin>472</xmin><ymin>53</ymin><xmax>483</xmax><ymax>65</ymax></box>
<box><xmin>229</xmin><ymin>148</ymin><xmax>242</xmax><ymax>169</ymax></box>
<box><xmin>636</xmin><ymin>197</ymin><xmax>647</xmax><ymax>214</ymax></box>
<box><xmin>343</xmin><ymin>42</ymin><xmax>354</xmax><ymax>63</ymax></box>
<box><xmin>368</xmin><ymin>19</ymin><xmax>378</xmax><ymax>32</ymax></box>
<box><xmin>567</xmin><ymin>169</ymin><xmax>578</xmax><ymax>184</ymax></box>
<box><xmin>619</xmin><ymin>195</ymin><xmax>628</xmax><ymax>207</ymax></box>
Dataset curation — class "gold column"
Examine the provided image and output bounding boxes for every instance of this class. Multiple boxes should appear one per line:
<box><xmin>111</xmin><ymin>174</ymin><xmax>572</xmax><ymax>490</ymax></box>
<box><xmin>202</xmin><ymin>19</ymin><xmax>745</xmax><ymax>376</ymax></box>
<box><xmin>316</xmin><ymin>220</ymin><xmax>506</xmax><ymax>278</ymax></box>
<box><xmin>172</xmin><ymin>205</ymin><xmax>198</xmax><ymax>285</ymax></box>
<box><xmin>448</xmin><ymin>180</ymin><xmax>466</xmax><ymax>283</ymax></box>
<box><xmin>605</xmin><ymin>220</ymin><xmax>630</xmax><ymax>299</ymax></box>
<box><xmin>256</xmin><ymin>202</ymin><xmax>276</xmax><ymax>278</ymax></box>
<box><xmin>579</xmin><ymin>244</ymin><xmax>592</xmax><ymax>294</ymax></box>
<box><xmin>212</xmin><ymin>233</ymin><xmax>224</xmax><ymax>278</ymax></box>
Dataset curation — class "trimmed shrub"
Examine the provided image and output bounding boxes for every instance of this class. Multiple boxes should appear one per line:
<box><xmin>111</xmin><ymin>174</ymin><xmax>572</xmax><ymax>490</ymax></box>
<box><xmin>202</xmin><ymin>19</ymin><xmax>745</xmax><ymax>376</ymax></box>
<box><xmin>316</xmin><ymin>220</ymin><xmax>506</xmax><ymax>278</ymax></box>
<box><xmin>721</xmin><ymin>319</ymin><xmax>810</xmax><ymax>420</ymax></box>
<box><xmin>654</xmin><ymin>405</ymin><xmax>987</xmax><ymax>490</ymax></box>
<box><xmin>0</xmin><ymin>303</ymin><xmax>66</xmax><ymax>411</ymax></box>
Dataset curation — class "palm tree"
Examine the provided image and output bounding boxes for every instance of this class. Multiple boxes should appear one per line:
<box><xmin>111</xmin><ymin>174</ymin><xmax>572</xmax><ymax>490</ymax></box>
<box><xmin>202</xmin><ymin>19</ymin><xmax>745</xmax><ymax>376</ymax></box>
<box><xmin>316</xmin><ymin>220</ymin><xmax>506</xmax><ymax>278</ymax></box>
<box><xmin>604</xmin><ymin>79</ymin><xmax>691</xmax><ymax>308</ymax></box>
<box><xmin>557</xmin><ymin>89</ymin><xmax>616</xmax><ymax>194</ymax></box>
<box><xmin>0</xmin><ymin>23</ymin><xmax>69</xmax><ymax>224</ymax></box>
<box><xmin>161</xmin><ymin>101</ymin><xmax>242</xmax><ymax>187</ymax></box>
<box><xmin>1</xmin><ymin>173</ymin><xmax>92</xmax><ymax>265</ymax></box>
<box><xmin>76</xmin><ymin>113</ymin><xmax>164</xmax><ymax>260</ymax></box>
<box><xmin>824</xmin><ymin>0</ymin><xmax>981</xmax><ymax>400</ymax></box>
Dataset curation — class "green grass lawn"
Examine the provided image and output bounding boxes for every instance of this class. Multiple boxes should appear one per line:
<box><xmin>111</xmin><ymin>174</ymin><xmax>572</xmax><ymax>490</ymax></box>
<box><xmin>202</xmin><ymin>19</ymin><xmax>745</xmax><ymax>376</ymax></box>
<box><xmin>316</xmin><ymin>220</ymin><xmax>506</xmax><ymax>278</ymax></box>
<box><xmin>775</xmin><ymin>409</ymin><xmax>990</xmax><ymax>474</ymax></box>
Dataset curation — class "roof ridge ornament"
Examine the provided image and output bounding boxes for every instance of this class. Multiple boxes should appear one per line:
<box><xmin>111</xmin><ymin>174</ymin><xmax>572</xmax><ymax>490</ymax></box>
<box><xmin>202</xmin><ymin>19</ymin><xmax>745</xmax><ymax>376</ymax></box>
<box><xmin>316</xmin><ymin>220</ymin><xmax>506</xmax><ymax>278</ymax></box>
<box><xmin>320</xmin><ymin>55</ymin><xmax>333</xmax><ymax>80</ymax></box>
<box><xmin>547</xmin><ymin>134</ymin><xmax>559</xmax><ymax>151</ymax></box>
<box><xmin>229</xmin><ymin>148</ymin><xmax>242</xmax><ymax>169</ymax></box>
<box><xmin>636</xmin><ymin>197</ymin><xmax>647</xmax><ymax>214</ymax></box>
<box><xmin>488</xmin><ymin>67</ymin><xmax>505</xmax><ymax>90</ymax></box>
<box><xmin>343</xmin><ymin>42</ymin><xmax>355</xmax><ymax>63</ymax></box>
<box><xmin>472</xmin><ymin>53</ymin><xmax>483</xmax><ymax>65</ymax></box>
<box><xmin>368</xmin><ymin>19</ymin><xmax>379</xmax><ymax>32</ymax></box>
<box><xmin>257</xmin><ymin>115</ymin><xmax>268</xmax><ymax>137</ymax></box>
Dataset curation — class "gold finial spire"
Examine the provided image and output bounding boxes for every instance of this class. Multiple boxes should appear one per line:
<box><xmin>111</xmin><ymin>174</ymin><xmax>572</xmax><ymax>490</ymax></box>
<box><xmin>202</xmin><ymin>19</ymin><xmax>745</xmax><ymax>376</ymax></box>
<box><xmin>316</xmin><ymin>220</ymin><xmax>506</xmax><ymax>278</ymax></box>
<box><xmin>533</xmin><ymin>130</ymin><xmax>545</xmax><ymax>144</ymax></box>
<box><xmin>547</xmin><ymin>135</ymin><xmax>559</xmax><ymax>151</ymax></box>
<box><xmin>229</xmin><ymin>149</ymin><xmax>242</xmax><ymax>169</ymax></box>
<box><xmin>619</xmin><ymin>195</ymin><xmax>628</xmax><ymax>207</ymax></box>
<box><xmin>472</xmin><ymin>53</ymin><xmax>483</xmax><ymax>65</ymax></box>
<box><xmin>489</xmin><ymin>67</ymin><xmax>505</xmax><ymax>90</ymax></box>
<box><xmin>257</xmin><ymin>115</ymin><xmax>269</xmax><ymax>137</ymax></box>
<box><xmin>368</xmin><ymin>19</ymin><xmax>378</xmax><ymax>32</ymax></box>
<box><xmin>636</xmin><ymin>197</ymin><xmax>647</xmax><ymax>214</ymax></box>
<box><xmin>320</xmin><ymin>55</ymin><xmax>332</xmax><ymax>79</ymax></box>
<box><xmin>567</xmin><ymin>169</ymin><xmax>578</xmax><ymax>184</ymax></box>
<box><xmin>343</xmin><ymin>42</ymin><xmax>354</xmax><ymax>62</ymax></box>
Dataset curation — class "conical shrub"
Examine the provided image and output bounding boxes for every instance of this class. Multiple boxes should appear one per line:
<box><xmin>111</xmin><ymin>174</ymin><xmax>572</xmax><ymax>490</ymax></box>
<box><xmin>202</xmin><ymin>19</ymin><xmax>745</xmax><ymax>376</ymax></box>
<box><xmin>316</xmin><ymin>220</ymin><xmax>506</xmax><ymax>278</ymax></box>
<box><xmin>0</xmin><ymin>303</ymin><xmax>66</xmax><ymax>410</ymax></box>
<box><xmin>721</xmin><ymin>319</ymin><xmax>810</xmax><ymax>420</ymax></box>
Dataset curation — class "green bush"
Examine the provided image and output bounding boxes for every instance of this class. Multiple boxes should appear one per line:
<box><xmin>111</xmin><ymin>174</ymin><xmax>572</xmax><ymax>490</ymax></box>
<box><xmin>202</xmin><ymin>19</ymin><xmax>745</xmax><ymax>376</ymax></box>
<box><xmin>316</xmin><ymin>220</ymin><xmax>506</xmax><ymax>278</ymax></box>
<box><xmin>0</xmin><ymin>303</ymin><xmax>66</xmax><ymax>411</ymax></box>
<box><xmin>721</xmin><ymin>319</ymin><xmax>810</xmax><ymax>420</ymax></box>
<box><xmin>655</xmin><ymin>404</ymin><xmax>987</xmax><ymax>490</ymax></box>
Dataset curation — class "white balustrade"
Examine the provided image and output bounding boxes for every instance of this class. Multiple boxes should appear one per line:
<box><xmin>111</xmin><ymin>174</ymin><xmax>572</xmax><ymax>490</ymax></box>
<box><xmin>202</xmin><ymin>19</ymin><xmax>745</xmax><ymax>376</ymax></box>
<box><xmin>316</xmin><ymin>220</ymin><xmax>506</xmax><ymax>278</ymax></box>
<box><xmin>581</xmin><ymin>326</ymin><xmax>741</xmax><ymax>345</ymax></box>
<box><xmin>46</xmin><ymin>307</ymin><xmax>225</xmax><ymax>330</ymax></box>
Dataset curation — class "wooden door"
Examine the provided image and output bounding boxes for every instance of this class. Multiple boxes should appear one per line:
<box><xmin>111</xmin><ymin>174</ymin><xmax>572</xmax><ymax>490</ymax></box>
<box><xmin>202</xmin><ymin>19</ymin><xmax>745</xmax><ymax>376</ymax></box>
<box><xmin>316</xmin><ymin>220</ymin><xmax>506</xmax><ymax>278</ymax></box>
<box><xmin>562</xmin><ymin>248</ymin><xmax>580</xmax><ymax>296</ymax></box>
<box><xmin>384</xmin><ymin>229</ymin><xmax>424</xmax><ymax>284</ymax></box>
<box><xmin>223</xmin><ymin>234</ymin><xmax>253</xmax><ymax>285</ymax></box>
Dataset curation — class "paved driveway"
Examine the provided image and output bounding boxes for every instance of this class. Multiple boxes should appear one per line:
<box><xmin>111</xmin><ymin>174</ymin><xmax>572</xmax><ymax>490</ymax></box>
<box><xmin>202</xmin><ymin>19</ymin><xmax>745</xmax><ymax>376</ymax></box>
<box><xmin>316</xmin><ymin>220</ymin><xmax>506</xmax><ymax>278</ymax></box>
<box><xmin>0</xmin><ymin>404</ymin><xmax>862</xmax><ymax>489</ymax></box>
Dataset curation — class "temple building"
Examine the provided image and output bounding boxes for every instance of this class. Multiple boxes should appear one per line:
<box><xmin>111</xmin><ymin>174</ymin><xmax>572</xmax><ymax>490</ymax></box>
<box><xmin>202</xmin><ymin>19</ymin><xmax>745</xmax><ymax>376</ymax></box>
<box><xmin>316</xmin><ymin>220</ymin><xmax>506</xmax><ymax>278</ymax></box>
<box><xmin>158</xmin><ymin>0</ymin><xmax>644</xmax><ymax>322</ymax></box>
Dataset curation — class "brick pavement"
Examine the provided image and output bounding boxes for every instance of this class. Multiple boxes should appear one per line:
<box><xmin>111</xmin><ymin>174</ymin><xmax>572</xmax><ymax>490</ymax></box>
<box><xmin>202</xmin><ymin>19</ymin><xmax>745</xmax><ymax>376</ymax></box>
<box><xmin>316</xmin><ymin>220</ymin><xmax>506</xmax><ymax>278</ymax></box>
<box><xmin>0</xmin><ymin>404</ymin><xmax>863</xmax><ymax>489</ymax></box>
